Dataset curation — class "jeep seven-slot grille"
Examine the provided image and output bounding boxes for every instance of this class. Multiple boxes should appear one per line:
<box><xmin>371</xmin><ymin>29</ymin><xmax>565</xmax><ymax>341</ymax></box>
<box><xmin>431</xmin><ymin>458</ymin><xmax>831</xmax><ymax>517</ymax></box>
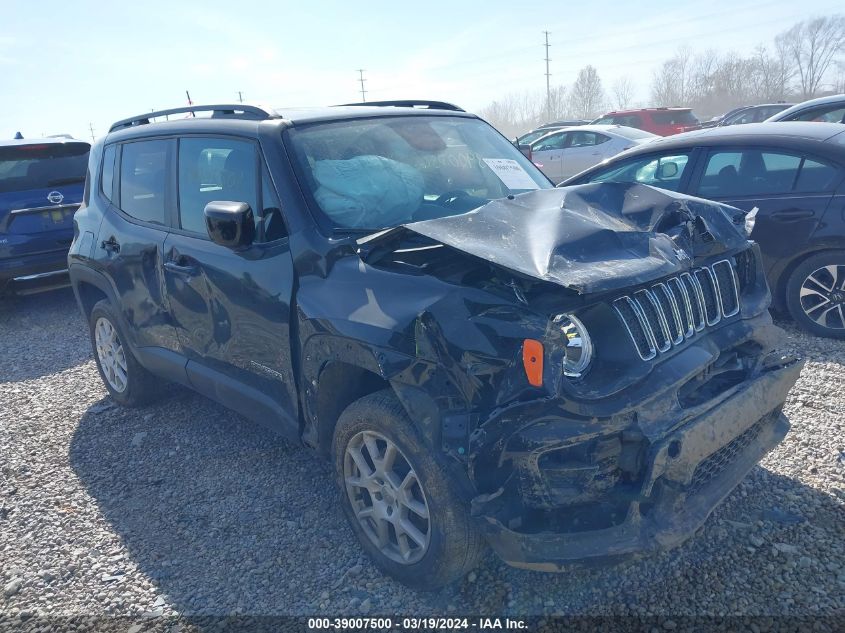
<box><xmin>612</xmin><ymin>259</ymin><xmax>741</xmax><ymax>361</ymax></box>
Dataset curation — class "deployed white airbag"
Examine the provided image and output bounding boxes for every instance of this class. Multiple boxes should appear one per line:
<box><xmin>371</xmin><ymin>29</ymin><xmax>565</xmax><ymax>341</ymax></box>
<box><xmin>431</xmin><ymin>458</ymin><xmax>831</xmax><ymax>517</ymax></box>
<box><xmin>313</xmin><ymin>155</ymin><xmax>424</xmax><ymax>228</ymax></box>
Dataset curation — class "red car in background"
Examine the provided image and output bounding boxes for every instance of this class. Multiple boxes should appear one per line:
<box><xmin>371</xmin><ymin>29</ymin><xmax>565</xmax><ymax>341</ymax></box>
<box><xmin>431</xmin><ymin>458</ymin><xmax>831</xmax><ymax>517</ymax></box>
<box><xmin>592</xmin><ymin>107</ymin><xmax>701</xmax><ymax>136</ymax></box>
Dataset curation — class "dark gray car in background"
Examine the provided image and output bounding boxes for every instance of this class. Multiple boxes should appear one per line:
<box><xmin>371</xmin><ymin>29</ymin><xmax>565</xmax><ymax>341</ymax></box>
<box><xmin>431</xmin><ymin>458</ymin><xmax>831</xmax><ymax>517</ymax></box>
<box><xmin>564</xmin><ymin>122</ymin><xmax>845</xmax><ymax>338</ymax></box>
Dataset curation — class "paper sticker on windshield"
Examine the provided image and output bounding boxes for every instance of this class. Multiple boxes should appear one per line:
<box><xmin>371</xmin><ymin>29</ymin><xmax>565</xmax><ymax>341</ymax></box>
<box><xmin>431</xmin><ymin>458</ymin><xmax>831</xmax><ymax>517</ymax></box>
<box><xmin>482</xmin><ymin>158</ymin><xmax>539</xmax><ymax>190</ymax></box>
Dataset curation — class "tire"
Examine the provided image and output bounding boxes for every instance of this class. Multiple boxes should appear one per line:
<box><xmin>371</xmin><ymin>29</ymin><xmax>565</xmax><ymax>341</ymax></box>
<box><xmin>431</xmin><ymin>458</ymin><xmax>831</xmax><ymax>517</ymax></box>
<box><xmin>333</xmin><ymin>390</ymin><xmax>486</xmax><ymax>589</ymax></box>
<box><xmin>785</xmin><ymin>251</ymin><xmax>845</xmax><ymax>339</ymax></box>
<box><xmin>88</xmin><ymin>299</ymin><xmax>161</xmax><ymax>406</ymax></box>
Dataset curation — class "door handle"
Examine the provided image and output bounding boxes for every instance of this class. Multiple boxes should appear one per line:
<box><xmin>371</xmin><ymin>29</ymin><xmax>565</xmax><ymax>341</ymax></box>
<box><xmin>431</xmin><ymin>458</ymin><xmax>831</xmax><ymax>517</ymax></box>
<box><xmin>771</xmin><ymin>209</ymin><xmax>815</xmax><ymax>221</ymax></box>
<box><xmin>164</xmin><ymin>261</ymin><xmax>197</xmax><ymax>276</ymax></box>
<box><xmin>100</xmin><ymin>236</ymin><xmax>120</xmax><ymax>254</ymax></box>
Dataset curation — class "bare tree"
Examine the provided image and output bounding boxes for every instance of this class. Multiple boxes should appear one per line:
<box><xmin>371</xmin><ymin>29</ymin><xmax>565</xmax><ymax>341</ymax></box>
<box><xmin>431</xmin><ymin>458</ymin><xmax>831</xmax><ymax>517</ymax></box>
<box><xmin>478</xmin><ymin>88</ymin><xmax>551</xmax><ymax>137</ymax></box>
<box><xmin>835</xmin><ymin>60</ymin><xmax>845</xmax><ymax>93</ymax></box>
<box><xmin>546</xmin><ymin>85</ymin><xmax>569</xmax><ymax>120</ymax></box>
<box><xmin>750</xmin><ymin>44</ymin><xmax>795</xmax><ymax>102</ymax></box>
<box><xmin>779</xmin><ymin>15</ymin><xmax>845</xmax><ymax>98</ymax></box>
<box><xmin>570</xmin><ymin>65</ymin><xmax>605</xmax><ymax>118</ymax></box>
<box><xmin>651</xmin><ymin>47</ymin><xmax>693</xmax><ymax>106</ymax></box>
<box><xmin>611</xmin><ymin>77</ymin><xmax>635</xmax><ymax>110</ymax></box>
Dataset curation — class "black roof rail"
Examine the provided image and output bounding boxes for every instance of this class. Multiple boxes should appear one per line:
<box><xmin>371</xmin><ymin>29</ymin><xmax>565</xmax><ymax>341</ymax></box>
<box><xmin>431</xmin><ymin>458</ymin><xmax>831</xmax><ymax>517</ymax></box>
<box><xmin>109</xmin><ymin>104</ymin><xmax>277</xmax><ymax>133</ymax></box>
<box><xmin>336</xmin><ymin>100</ymin><xmax>465</xmax><ymax>112</ymax></box>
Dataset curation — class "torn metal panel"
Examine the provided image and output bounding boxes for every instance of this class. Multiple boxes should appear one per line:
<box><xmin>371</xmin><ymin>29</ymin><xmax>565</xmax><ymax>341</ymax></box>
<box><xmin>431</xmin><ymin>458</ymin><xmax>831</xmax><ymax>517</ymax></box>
<box><xmin>395</xmin><ymin>182</ymin><xmax>748</xmax><ymax>294</ymax></box>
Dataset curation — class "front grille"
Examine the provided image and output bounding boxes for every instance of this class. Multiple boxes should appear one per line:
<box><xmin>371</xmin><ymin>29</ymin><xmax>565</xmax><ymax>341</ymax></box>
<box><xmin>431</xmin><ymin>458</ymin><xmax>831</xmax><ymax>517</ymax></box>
<box><xmin>713</xmin><ymin>260</ymin><xmax>740</xmax><ymax>317</ymax></box>
<box><xmin>687</xmin><ymin>416</ymin><xmax>769</xmax><ymax>496</ymax></box>
<box><xmin>612</xmin><ymin>259</ymin><xmax>741</xmax><ymax>361</ymax></box>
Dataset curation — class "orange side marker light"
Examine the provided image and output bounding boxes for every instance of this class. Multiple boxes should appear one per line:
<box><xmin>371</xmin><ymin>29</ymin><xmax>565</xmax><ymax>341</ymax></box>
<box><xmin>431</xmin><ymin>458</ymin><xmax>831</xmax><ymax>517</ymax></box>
<box><xmin>522</xmin><ymin>338</ymin><xmax>544</xmax><ymax>387</ymax></box>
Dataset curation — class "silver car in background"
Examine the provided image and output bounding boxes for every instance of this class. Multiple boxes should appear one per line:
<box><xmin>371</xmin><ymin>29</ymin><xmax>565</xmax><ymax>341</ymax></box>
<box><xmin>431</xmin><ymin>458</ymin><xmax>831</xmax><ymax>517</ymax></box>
<box><xmin>529</xmin><ymin>125</ymin><xmax>657</xmax><ymax>183</ymax></box>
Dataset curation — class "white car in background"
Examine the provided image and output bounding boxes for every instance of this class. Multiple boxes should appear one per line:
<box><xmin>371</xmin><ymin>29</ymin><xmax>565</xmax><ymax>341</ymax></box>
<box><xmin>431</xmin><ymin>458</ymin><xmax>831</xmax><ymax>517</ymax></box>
<box><xmin>529</xmin><ymin>125</ymin><xmax>658</xmax><ymax>183</ymax></box>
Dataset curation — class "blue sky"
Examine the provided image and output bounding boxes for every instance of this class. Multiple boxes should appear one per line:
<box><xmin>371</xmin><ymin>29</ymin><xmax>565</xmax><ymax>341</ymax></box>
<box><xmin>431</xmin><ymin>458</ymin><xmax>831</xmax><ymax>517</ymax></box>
<box><xmin>1</xmin><ymin>0</ymin><xmax>840</xmax><ymax>140</ymax></box>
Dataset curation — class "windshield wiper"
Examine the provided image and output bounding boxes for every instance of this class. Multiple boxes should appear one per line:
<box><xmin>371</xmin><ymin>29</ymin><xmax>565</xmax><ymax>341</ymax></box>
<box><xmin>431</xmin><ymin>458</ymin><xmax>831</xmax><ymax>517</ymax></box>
<box><xmin>331</xmin><ymin>227</ymin><xmax>387</xmax><ymax>236</ymax></box>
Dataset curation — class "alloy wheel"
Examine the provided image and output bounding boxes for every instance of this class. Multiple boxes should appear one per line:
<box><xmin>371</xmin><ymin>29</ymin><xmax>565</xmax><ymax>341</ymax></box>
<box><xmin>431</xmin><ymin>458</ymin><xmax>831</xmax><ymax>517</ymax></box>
<box><xmin>94</xmin><ymin>317</ymin><xmax>129</xmax><ymax>392</ymax></box>
<box><xmin>343</xmin><ymin>430</ymin><xmax>431</xmax><ymax>564</ymax></box>
<box><xmin>799</xmin><ymin>265</ymin><xmax>845</xmax><ymax>331</ymax></box>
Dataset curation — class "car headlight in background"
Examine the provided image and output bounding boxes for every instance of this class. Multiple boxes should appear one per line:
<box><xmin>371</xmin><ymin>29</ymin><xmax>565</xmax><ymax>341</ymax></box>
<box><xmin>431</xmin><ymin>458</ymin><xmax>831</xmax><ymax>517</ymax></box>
<box><xmin>745</xmin><ymin>207</ymin><xmax>759</xmax><ymax>237</ymax></box>
<box><xmin>552</xmin><ymin>314</ymin><xmax>593</xmax><ymax>377</ymax></box>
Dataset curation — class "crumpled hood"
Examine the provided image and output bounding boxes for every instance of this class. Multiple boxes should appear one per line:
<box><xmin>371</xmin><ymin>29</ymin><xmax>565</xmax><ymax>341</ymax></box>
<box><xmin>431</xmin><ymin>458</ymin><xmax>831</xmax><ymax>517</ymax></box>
<box><xmin>400</xmin><ymin>182</ymin><xmax>748</xmax><ymax>294</ymax></box>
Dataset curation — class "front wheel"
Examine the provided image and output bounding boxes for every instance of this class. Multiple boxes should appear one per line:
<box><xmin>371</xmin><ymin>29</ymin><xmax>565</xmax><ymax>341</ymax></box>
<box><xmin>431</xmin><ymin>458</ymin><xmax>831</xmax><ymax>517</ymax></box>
<box><xmin>333</xmin><ymin>390</ymin><xmax>485</xmax><ymax>589</ymax></box>
<box><xmin>785</xmin><ymin>251</ymin><xmax>845</xmax><ymax>339</ymax></box>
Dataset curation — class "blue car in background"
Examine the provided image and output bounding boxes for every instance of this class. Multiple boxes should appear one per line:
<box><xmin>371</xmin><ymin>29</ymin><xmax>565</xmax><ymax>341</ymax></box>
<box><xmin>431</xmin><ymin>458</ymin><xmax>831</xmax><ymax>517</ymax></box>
<box><xmin>0</xmin><ymin>137</ymin><xmax>90</xmax><ymax>294</ymax></box>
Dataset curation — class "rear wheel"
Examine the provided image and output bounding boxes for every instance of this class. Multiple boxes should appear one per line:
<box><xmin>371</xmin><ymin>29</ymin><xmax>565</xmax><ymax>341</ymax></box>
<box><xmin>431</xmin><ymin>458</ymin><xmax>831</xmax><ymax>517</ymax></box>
<box><xmin>785</xmin><ymin>251</ymin><xmax>845</xmax><ymax>339</ymax></box>
<box><xmin>333</xmin><ymin>390</ymin><xmax>485</xmax><ymax>589</ymax></box>
<box><xmin>89</xmin><ymin>299</ymin><xmax>161</xmax><ymax>406</ymax></box>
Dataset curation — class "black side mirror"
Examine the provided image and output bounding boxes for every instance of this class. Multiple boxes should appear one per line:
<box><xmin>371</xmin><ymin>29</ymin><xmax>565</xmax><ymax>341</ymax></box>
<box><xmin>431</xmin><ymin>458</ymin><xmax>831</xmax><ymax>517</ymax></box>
<box><xmin>204</xmin><ymin>201</ymin><xmax>255</xmax><ymax>249</ymax></box>
<box><xmin>518</xmin><ymin>144</ymin><xmax>532</xmax><ymax>160</ymax></box>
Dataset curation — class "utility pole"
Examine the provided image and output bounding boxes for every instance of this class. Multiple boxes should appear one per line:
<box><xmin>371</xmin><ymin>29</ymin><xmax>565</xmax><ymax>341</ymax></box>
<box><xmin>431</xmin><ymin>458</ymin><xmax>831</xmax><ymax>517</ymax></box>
<box><xmin>357</xmin><ymin>69</ymin><xmax>367</xmax><ymax>102</ymax></box>
<box><xmin>543</xmin><ymin>31</ymin><xmax>552</xmax><ymax>120</ymax></box>
<box><xmin>89</xmin><ymin>123</ymin><xmax>95</xmax><ymax>143</ymax></box>
<box><xmin>238</xmin><ymin>91</ymin><xmax>243</xmax><ymax>103</ymax></box>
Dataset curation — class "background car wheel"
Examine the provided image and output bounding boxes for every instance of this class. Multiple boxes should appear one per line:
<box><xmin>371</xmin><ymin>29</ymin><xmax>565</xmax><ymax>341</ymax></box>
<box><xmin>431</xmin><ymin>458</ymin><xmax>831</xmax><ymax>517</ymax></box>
<box><xmin>785</xmin><ymin>251</ymin><xmax>845</xmax><ymax>339</ymax></box>
<box><xmin>333</xmin><ymin>389</ymin><xmax>486</xmax><ymax>589</ymax></box>
<box><xmin>89</xmin><ymin>299</ymin><xmax>161</xmax><ymax>406</ymax></box>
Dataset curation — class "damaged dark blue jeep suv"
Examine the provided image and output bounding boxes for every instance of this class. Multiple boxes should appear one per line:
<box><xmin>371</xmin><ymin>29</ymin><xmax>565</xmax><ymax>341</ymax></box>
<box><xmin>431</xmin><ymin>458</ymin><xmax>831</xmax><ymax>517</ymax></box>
<box><xmin>69</xmin><ymin>102</ymin><xmax>801</xmax><ymax>588</ymax></box>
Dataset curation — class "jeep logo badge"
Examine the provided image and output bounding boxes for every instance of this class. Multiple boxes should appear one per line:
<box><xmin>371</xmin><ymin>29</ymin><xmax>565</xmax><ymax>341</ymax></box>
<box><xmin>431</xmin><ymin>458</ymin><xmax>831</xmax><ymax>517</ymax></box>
<box><xmin>47</xmin><ymin>191</ymin><xmax>64</xmax><ymax>205</ymax></box>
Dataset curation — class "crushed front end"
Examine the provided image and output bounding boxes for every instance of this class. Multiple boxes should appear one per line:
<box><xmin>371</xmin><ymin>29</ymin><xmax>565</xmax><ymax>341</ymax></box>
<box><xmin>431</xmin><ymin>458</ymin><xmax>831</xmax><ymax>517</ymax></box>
<box><xmin>363</xmin><ymin>183</ymin><xmax>802</xmax><ymax>570</ymax></box>
<box><xmin>466</xmin><ymin>244</ymin><xmax>802</xmax><ymax>570</ymax></box>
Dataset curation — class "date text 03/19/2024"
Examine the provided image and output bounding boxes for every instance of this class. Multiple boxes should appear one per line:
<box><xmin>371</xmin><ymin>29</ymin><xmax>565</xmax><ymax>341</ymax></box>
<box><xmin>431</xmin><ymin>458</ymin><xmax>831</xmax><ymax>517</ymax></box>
<box><xmin>307</xmin><ymin>617</ymin><xmax>528</xmax><ymax>630</ymax></box>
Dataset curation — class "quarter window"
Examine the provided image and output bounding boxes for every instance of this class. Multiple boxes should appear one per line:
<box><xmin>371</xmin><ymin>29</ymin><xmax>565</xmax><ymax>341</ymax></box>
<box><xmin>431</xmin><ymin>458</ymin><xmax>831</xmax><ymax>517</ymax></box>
<box><xmin>118</xmin><ymin>140</ymin><xmax>168</xmax><ymax>225</ymax></box>
<box><xmin>101</xmin><ymin>145</ymin><xmax>116</xmax><ymax>202</ymax></box>
<box><xmin>794</xmin><ymin>158</ymin><xmax>841</xmax><ymax>193</ymax></box>
<box><xmin>178</xmin><ymin>138</ymin><xmax>258</xmax><ymax>236</ymax></box>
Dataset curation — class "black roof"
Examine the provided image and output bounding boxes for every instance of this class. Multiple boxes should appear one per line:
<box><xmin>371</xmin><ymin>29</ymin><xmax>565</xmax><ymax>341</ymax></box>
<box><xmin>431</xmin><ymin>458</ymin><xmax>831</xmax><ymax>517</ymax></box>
<box><xmin>564</xmin><ymin>122</ymin><xmax>845</xmax><ymax>184</ymax></box>
<box><xmin>105</xmin><ymin>102</ymin><xmax>476</xmax><ymax>142</ymax></box>
<box><xmin>636</xmin><ymin>121</ymin><xmax>845</xmax><ymax>151</ymax></box>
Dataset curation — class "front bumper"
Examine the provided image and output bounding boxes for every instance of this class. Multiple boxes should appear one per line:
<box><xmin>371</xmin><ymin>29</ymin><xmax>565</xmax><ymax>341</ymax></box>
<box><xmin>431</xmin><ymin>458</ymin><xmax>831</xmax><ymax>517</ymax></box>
<box><xmin>472</xmin><ymin>356</ymin><xmax>802</xmax><ymax>571</ymax></box>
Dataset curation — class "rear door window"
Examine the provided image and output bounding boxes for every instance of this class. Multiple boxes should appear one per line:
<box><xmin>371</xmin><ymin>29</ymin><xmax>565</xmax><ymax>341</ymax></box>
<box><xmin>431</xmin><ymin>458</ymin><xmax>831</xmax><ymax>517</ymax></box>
<box><xmin>696</xmin><ymin>150</ymin><xmax>835</xmax><ymax>197</ymax></box>
<box><xmin>788</xmin><ymin>105</ymin><xmax>845</xmax><ymax>123</ymax></box>
<box><xmin>568</xmin><ymin>132</ymin><xmax>609</xmax><ymax>147</ymax></box>
<box><xmin>118</xmin><ymin>140</ymin><xmax>169</xmax><ymax>225</ymax></box>
<box><xmin>0</xmin><ymin>142</ymin><xmax>89</xmax><ymax>193</ymax></box>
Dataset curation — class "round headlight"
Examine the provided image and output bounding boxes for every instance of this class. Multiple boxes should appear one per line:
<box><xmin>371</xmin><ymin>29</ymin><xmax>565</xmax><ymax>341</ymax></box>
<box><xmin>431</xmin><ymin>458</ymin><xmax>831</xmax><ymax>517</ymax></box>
<box><xmin>553</xmin><ymin>314</ymin><xmax>593</xmax><ymax>378</ymax></box>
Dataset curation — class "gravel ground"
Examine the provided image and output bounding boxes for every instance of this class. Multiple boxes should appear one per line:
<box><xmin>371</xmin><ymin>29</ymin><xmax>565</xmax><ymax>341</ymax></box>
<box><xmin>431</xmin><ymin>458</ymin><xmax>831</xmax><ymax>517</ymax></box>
<box><xmin>1</xmin><ymin>288</ymin><xmax>843</xmax><ymax>626</ymax></box>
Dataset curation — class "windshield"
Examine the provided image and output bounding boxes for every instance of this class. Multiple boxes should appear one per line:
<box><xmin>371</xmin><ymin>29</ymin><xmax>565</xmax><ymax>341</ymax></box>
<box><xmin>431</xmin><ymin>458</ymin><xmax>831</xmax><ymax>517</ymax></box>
<box><xmin>286</xmin><ymin>115</ymin><xmax>551</xmax><ymax>232</ymax></box>
<box><xmin>0</xmin><ymin>142</ymin><xmax>89</xmax><ymax>194</ymax></box>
